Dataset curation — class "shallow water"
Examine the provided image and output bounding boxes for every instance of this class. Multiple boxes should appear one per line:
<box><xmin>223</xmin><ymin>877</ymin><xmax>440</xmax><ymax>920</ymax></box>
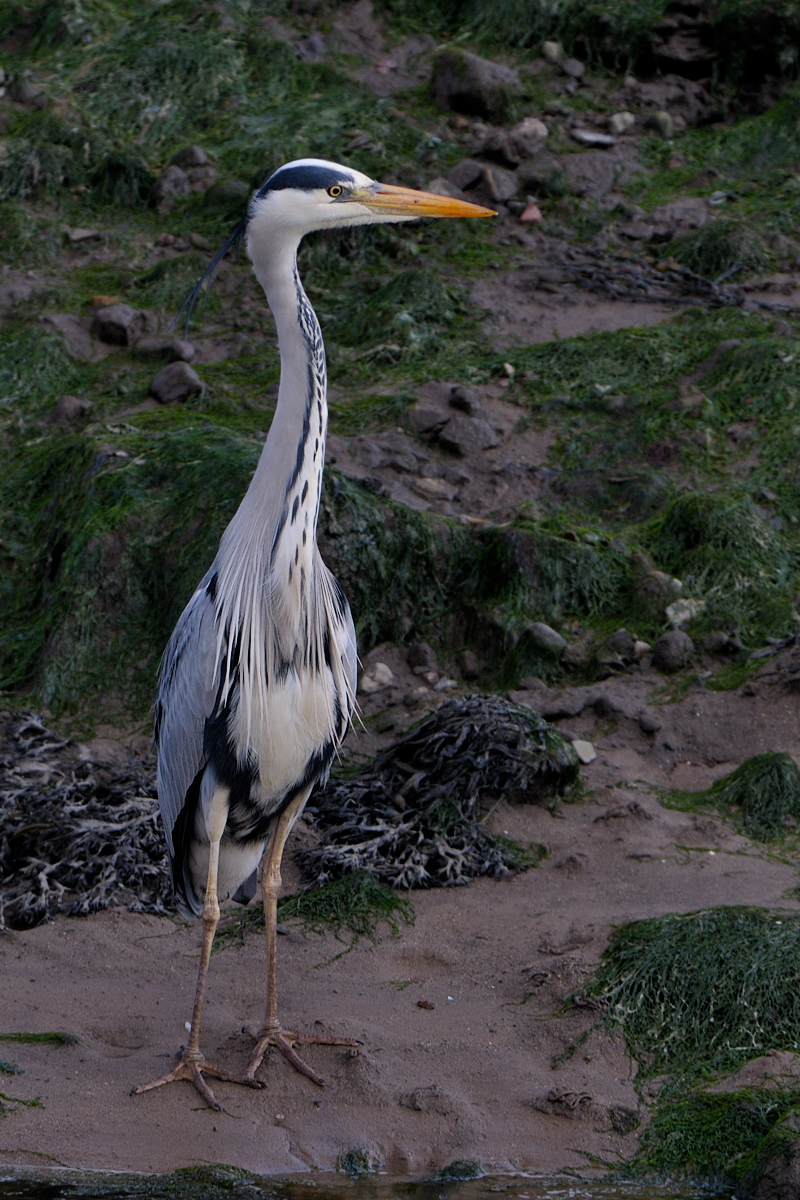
<box><xmin>0</xmin><ymin>1175</ymin><xmax>717</xmax><ymax>1200</ymax></box>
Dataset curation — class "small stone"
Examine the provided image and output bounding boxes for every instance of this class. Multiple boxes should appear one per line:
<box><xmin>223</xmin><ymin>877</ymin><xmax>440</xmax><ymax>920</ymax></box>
<box><xmin>408</xmin><ymin>402</ymin><xmax>450</xmax><ymax>436</ymax></box>
<box><xmin>92</xmin><ymin>304</ymin><xmax>150</xmax><ymax>347</ymax></box>
<box><xmin>609</xmin><ymin>111</ymin><xmax>636</xmax><ymax>135</ymax></box>
<box><xmin>407</xmin><ymin>642</ymin><xmax>438</xmax><ymax>670</ymax></box>
<box><xmin>704</xmin><ymin>631</ymin><xmax>735</xmax><ymax>657</ymax></box>
<box><xmin>153</xmin><ymin>164</ymin><xmax>191</xmax><ymax>205</ymax></box>
<box><xmin>47</xmin><ymin>395</ymin><xmax>90</xmax><ymax>425</ymax></box>
<box><xmin>62</xmin><ymin>225</ymin><xmax>101</xmax><ymax>244</ymax></box>
<box><xmin>527</xmin><ymin>622</ymin><xmax>567</xmax><ymax>658</ymax></box>
<box><xmin>371</xmin><ymin>662</ymin><xmax>394</xmax><ymax>688</ymax></box>
<box><xmin>542</xmin><ymin>41</ymin><xmax>565</xmax><ymax>65</ymax></box>
<box><xmin>434</xmin><ymin>677</ymin><xmax>458</xmax><ymax>691</ymax></box>
<box><xmin>417</xmin><ymin>999</ymin><xmax>435</xmax><ymax>1010</ymax></box>
<box><xmin>571</xmin><ymin>128</ymin><xmax>617</xmax><ymax>148</ymax></box>
<box><xmin>519</xmin><ymin>203</ymin><xmax>543</xmax><ymax>223</ymax></box>
<box><xmin>446</xmin><ymin>159</ymin><xmax>485</xmax><ymax>192</ymax></box>
<box><xmin>633</xmin><ymin>640</ymin><xmax>651</xmax><ymax>657</ymax></box>
<box><xmin>562</xmin><ymin>57</ymin><xmax>585</xmax><ymax>79</ymax></box>
<box><xmin>426</xmin><ymin>177</ymin><xmax>468</xmax><ymax>201</ymax></box>
<box><xmin>134</xmin><ymin>336</ymin><xmax>195</xmax><ymax>362</ymax></box>
<box><xmin>608</xmin><ymin>629</ymin><xmax>635</xmax><ymax>658</ymax></box>
<box><xmin>644</xmin><ymin>111</ymin><xmax>675</xmax><ymax>138</ymax></box>
<box><xmin>449</xmin><ymin>385</ymin><xmax>483</xmax><ymax>415</ymax></box>
<box><xmin>458</xmin><ymin>649</ymin><xmax>480</xmax><ymax>680</ymax></box>
<box><xmin>572</xmin><ymin>739</ymin><xmax>596</xmax><ymax>764</ymax></box>
<box><xmin>638</xmin><ymin>713</ymin><xmax>662</xmax><ymax>734</ymax></box>
<box><xmin>438</xmin><ymin>413</ymin><xmax>499</xmax><ymax>456</ymax></box>
<box><xmin>653</xmin><ymin>630</ymin><xmax>695</xmax><ymax>673</ymax></box>
<box><xmin>189</xmin><ymin>232</ymin><xmax>211</xmax><ymax>250</ymax></box>
<box><xmin>666</xmin><ymin>598</ymin><xmax>705</xmax><ymax>629</ymax></box>
<box><xmin>149</xmin><ymin>360</ymin><xmax>203</xmax><ymax>404</ymax></box>
<box><xmin>172</xmin><ymin>145</ymin><xmax>208</xmax><ymax>168</ymax></box>
<box><xmin>410</xmin><ymin>476</ymin><xmax>458</xmax><ymax>501</ymax></box>
<box><xmin>297</xmin><ymin>33</ymin><xmax>326</xmax><ymax>61</ymax></box>
<box><xmin>431</xmin><ymin>48</ymin><xmax>523</xmax><ymax>124</ymax></box>
<box><xmin>358</xmin><ymin>674</ymin><xmax>381</xmax><ymax>695</ymax></box>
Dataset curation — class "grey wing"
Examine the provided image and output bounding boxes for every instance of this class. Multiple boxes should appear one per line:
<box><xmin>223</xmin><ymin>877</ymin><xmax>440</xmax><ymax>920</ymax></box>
<box><xmin>154</xmin><ymin>575</ymin><xmax>221</xmax><ymax>856</ymax></box>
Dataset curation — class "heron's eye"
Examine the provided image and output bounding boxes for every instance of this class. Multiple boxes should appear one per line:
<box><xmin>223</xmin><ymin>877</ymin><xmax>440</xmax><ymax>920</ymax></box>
<box><xmin>327</xmin><ymin>185</ymin><xmax>343</xmax><ymax>198</ymax></box>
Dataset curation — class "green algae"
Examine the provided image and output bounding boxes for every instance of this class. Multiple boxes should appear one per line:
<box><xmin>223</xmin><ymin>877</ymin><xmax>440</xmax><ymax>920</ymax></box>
<box><xmin>664</xmin><ymin>752</ymin><xmax>800</xmax><ymax>842</ymax></box>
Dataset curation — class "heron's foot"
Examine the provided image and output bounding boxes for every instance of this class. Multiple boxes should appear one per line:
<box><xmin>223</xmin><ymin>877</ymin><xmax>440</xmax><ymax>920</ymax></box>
<box><xmin>132</xmin><ymin>1048</ymin><xmax>264</xmax><ymax>1111</ymax></box>
<box><xmin>242</xmin><ymin>1021</ymin><xmax>360</xmax><ymax>1088</ymax></box>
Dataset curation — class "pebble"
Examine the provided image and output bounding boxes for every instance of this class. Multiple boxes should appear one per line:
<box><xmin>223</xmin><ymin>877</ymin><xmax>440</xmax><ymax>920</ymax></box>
<box><xmin>62</xmin><ymin>226</ymin><xmax>101</xmax><ymax>244</ymax></box>
<box><xmin>653</xmin><ymin>629</ymin><xmax>695</xmax><ymax>673</ymax></box>
<box><xmin>172</xmin><ymin>145</ymin><xmax>208</xmax><ymax>168</ymax></box>
<box><xmin>458</xmin><ymin>649</ymin><xmax>480</xmax><ymax>679</ymax></box>
<box><xmin>561</xmin><ymin>57</ymin><xmax>585</xmax><ymax>79</ymax></box>
<box><xmin>571</xmin><ymin>128</ymin><xmax>617</xmax><ymax>148</ymax></box>
<box><xmin>609</xmin><ymin>111</ymin><xmax>635</xmax><ymax>135</ymax></box>
<box><xmin>644</xmin><ymin>111</ymin><xmax>675</xmax><ymax>138</ymax></box>
<box><xmin>542</xmin><ymin>41</ymin><xmax>564</xmax><ymax>65</ymax></box>
<box><xmin>153</xmin><ymin>165</ymin><xmax>191</xmax><ymax>204</ymax></box>
<box><xmin>638</xmin><ymin>713</ymin><xmax>662</xmax><ymax>734</ymax></box>
<box><xmin>666</xmin><ymin>598</ymin><xmax>705</xmax><ymax>629</ymax></box>
<box><xmin>434</xmin><ymin>678</ymin><xmax>458</xmax><ymax>691</ymax></box>
<box><xmin>408</xmin><ymin>642</ymin><xmax>438</xmax><ymax>670</ymax></box>
<box><xmin>149</xmin><ymin>361</ymin><xmax>203</xmax><ymax>404</ymax></box>
<box><xmin>449</xmin><ymin>385</ymin><xmax>483</xmax><ymax>416</ymax></box>
<box><xmin>47</xmin><ymin>395</ymin><xmax>90</xmax><ymax>425</ymax></box>
<box><xmin>519</xmin><ymin>203</ymin><xmax>543</xmax><ymax>223</ymax></box>
<box><xmin>527</xmin><ymin>622</ymin><xmax>567</xmax><ymax>658</ymax></box>
<box><xmin>92</xmin><ymin>304</ymin><xmax>154</xmax><ymax>347</ymax></box>
<box><xmin>427</xmin><ymin>177</ymin><xmax>468</xmax><ymax>201</ymax></box>
<box><xmin>572</xmin><ymin>739</ymin><xmax>596</xmax><ymax>764</ymax></box>
<box><xmin>438</xmin><ymin>413</ymin><xmax>499</xmax><ymax>456</ymax></box>
<box><xmin>608</xmin><ymin>629</ymin><xmax>635</xmax><ymax>657</ymax></box>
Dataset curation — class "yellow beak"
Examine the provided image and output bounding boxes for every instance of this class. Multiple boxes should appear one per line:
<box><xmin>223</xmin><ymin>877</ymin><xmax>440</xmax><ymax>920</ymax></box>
<box><xmin>361</xmin><ymin>182</ymin><xmax>496</xmax><ymax>219</ymax></box>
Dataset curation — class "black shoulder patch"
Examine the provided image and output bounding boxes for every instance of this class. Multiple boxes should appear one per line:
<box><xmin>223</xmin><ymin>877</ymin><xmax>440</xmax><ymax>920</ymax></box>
<box><xmin>257</xmin><ymin>164</ymin><xmax>355</xmax><ymax>197</ymax></box>
<box><xmin>206</xmin><ymin>571</ymin><xmax>218</xmax><ymax>601</ymax></box>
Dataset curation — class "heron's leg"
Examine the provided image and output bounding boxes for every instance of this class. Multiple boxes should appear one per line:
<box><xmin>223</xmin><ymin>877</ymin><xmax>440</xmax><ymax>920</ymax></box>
<box><xmin>243</xmin><ymin>789</ymin><xmax>359</xmax><ymax>1087</ymax></box>
<box><xmin>133</xmin><ymin>789</ymin><xmax>262</xmax><ymax>1110</ymax></box>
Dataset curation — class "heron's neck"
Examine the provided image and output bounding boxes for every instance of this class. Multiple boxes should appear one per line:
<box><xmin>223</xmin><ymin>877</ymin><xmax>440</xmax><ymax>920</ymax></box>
<box><xmin>229</xmin><ymin>243</ymin><xmax>327</xmax><ymax>562</ymax></box>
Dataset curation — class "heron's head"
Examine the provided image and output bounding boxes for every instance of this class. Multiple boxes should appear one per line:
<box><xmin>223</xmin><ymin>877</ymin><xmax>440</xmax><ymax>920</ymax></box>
<box><xmin>246</xmin><ymin>158</ymin><xmax>495</xmax><ymax>248</ymax></box>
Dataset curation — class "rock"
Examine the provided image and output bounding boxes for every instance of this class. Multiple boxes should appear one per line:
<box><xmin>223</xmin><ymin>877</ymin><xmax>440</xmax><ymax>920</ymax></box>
<box><xmin>517</xmin><ymin>153</ymin><xmax>564</xmax><ymax>196</ymax></box>
<box><xmin>297</xmin><ymin>33</ymin><xmax>326</xmax><ymax>61</ymax></box>
<box><xmin>571</xmin><ymin>739</ymin><xmax>596</xmax><ymax>764</ymax></box>
<box><xmin>608</xmin><ymin>629</ymin><xmax>636</xmax><ymax>658</ymax></box>
<box><xmin>666</xmin><ymin>597</ymin><xmax>705</xmax><ymax>628</ymax></box>
<box><xmin>149</xmin><ymin>361</ymin><xmax>203</xmax><ymax>404</ymax></box>
<box><xmin>636</xmin><ymin>569</ymin><xmax>683</xmax><ymax>615</ymax></box>
<box><xmin>449</xmin><ymin>385</ymin><xmax>483</xmax><ymax>416</ymax></box>
<box><xmin>481</xmin><ymin>117</ymin><xmax>548</xmax><ymax>166</ymax></box>
<box><xmin>426</xmin><ymin>177</ymin><xmax>468</xmax><ymax>201</ymax></box>
<box><xmin>434</xmin><ymin>677</ymin><xmax>458</xmax><ymax>691</ymax></box>
<box><xmin>134</xmin><ymin>336</ymin><xmax>195</xmax><ymax>362</ymax></box>
<box><xmin>407</xmin><ymin>641</ymin><xmax>437</xmax><ymax>670</ymax></box>
<box><xmin>644</xmin><ymin>110</ymin><xmax>675</xmax><ymax>138</ymax></box>
<box><xmin>638</xmin><ymin>712</ymin><xmax>662</xmax><ymax>734</ymax></box>
<box><xmin>446</xmin><ymin>158</ymin><xmax>485</xmax><ymax>191</ymax></box>
<box><xmin>542</xmin><ymin>41</ymin><xmax>564</xmax><ymax>65</ymax></box>
<box><xmin>204</xmin><ymin>178</ymin><xmax>250</xmax><ymax>216</ymax></box>
<box><xmin>527</xmin><ymin>622</ymin><xmax>567</xmax><ymax>658</ymax></box>
<box><xmin>172</xmin><ymin>145</ymin><xmax>208</xmax><ymax>168</ymax></box>
<box><xmin>189</xmin><ymin>232</ymin><xmax>211</xmax><ymax>250</ymax></box>
<box><xmin>47</xmin><ymin>395</ymin><xmax>90</xmax><ymax>425</ymax></box>
<box><xmin>92</xmin><ymin>304</ymin><xmax>153</xmax><ymax>347</ymax></box>
<box><xmin>519</xmin><ymin>204</ymin><xmax>542</xmax><ymax>223</ymax></box>
<box><xmin>358</xmin><ymin>661</ymin><xmax>394</xmax><ymax>694</ymax></box>
<box><xmin>430</xmin><ymin>48</ymin><xmax>522</xmax><ymax>124</ymax></box>
<box><xmin>62</xmin><ymin>226</ymin><xmax>101</xmax><ymax>244</ymax></box>
<box><xmin>408</xmin><ymin>402</ymin><xmax>450</xmax><ymax>436</ymax></box>
<box><xmin>705</xmin><ymin>631</ymin><xmax>736</xmax><ymax>657</ymax></box>
<box><xmin>39</xmin><ymin>313</ymin><xmax>100</xmax><ymax>362</ymax></box>
<box><xmin>438</xmin><ymin>413</ymin><xmax>499</xmax><ymax>456</ymax></box>
<box><xmin>570</xmin><ymin>128</ymin><xmax>617</xmax><ymax>148</ymax></box>
<box><xmin>749</xmin><ymin>1117</ymin><xmax>800</xmax><ymax>1200</ymax></box>
<box><xmin>609</xmin><ymin>111</ymin><xmax>635</xmax><ymax>135</ymax></box>
<box><xmin>562</xmin><ymin>57</ymin><xmax>585</xmax><ymax>79</ymax></box>
<box><xmin>653</xmin><ymin>630</ymin><xmax>695</xmax><ymax>673</ymax></box>
<box><xmin>466</xmin><ymin>164</ymin><xmax>519</xmax><ymax>207</ymax></box>
<box><xmin>619</xmin><ymin>75</ymin><xmax>718</xmax><ymax>127</ymax></box>
<box><xmin>459</xmin><ymin>649</ymin><xmax>480</xmax><ymax>679</ymax></box>
<box><xmin>153</xmin><ymin>165</ymin><xmax>191</xmax><ymax>205</ymax></box>
<box><xmin>633</xmin><ymin>640</ymin><xmax>651</xmax><ymax>658</ymax></box>
<box><xmin>410</xmin><ymin>476</ymin><xmax>458</xmax><ymax>502</ymax></box>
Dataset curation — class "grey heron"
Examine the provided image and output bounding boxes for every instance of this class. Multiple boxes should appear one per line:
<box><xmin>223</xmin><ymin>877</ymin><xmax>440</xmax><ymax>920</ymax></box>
<box><xmin>132</xmin><ymin>158</ymin><xmax>494</xmax><ymax>1111</ymax></box>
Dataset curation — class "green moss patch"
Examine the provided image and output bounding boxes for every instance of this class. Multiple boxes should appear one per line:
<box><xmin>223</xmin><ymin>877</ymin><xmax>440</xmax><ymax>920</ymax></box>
<box><xmin>586</xmin><ymin>907</ymin><xmax>800</xmax><ymax>1084</ymax></box>
<box><xmin>665</xmin><ymin>752</ymin><xmax>800</xmax><ymax>842</ymax></box>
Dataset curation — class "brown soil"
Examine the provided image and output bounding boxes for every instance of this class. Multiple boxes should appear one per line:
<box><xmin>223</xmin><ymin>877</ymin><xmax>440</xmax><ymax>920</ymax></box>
<box><xmin>2</xmin><ymin>655</ymin><xmax>798</xmax><ymax>1177</ymax></box>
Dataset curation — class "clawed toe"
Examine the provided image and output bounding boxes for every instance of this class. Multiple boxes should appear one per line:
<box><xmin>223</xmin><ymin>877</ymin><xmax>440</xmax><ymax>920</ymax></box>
<box><xmin>133</xmin><ymin>1049</ymin><xmax>264</xmax><ymax>1110</ymax></box>
<box><xmin>243</xmin><ymin>1024</ymin><xmax>360</xmax><ymax>1087</ymax></box>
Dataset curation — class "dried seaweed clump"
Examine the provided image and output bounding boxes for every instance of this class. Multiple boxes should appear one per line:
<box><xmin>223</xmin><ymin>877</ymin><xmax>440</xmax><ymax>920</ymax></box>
<box><xmin>0</xmin><ymin>713</ymin><xmax>169</xmax><ymax>931</ymax></box>
<box><xmin>299</xmin><ymin>695</ymin><xmax>579</xmax><ymax>890</ymax></box>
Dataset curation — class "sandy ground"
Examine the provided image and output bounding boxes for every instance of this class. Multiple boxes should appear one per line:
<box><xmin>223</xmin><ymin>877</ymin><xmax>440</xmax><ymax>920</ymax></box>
<box><xmin>2</xmin><ymin>655</ymin><xmax>798</xmax><ymax>1177</ymax></box>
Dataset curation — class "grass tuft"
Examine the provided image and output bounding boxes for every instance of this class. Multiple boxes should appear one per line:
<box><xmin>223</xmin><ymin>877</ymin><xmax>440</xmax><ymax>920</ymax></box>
<box><xmin>0</xmin><ymin>1032</ymin><xmax>79</xmax><ymax>1047</ymax></box>
<box><xmin>336</xmin><ymin>1149</ymin><xmax>372</xmax><ymax>1177</ymax></box>
<box><xmin>670</xmin><ymin>219</ymin><xmax>767</xmax><ymax>282</ymax></box>
<box><xmin>586</xmin><ymin>906</ymin><xmax>800</xmax><ymax>1083</ymax></box>
<box><xmin>436</xmin><ymin>1159</ymin><xmax>482</xmax><ymax>1181</ymax></box>
<box><xmin>665</xmin><ymin>752</ymin><xmax>800</xmax><ymax>841</ymax></box>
